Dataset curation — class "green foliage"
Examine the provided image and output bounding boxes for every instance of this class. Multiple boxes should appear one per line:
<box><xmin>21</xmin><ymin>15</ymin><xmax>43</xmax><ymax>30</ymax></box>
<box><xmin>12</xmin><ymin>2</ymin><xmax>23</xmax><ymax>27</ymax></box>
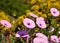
<box><xmin>0</xmin><ymin>0</ymin><xmax>31</xmax><ymax>18</ymax></box>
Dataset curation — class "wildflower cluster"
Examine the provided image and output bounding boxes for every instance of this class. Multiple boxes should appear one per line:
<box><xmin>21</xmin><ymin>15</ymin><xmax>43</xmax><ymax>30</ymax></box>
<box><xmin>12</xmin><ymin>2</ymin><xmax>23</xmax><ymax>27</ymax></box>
<box><xmin>0</xmin><ymin>0</ymin><xmax>60</xmax><ymax>43</ymax></box>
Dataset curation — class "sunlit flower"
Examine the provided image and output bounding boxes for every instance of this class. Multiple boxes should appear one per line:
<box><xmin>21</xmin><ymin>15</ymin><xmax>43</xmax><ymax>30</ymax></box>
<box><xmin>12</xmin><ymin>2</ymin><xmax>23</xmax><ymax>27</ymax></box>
<box><xmin>16</xmin><ymin>30</ymin><xmax>29</xmax><ymax>38</ymax></box>
<box><xmin>23</xmin><ymin>18</ymin><xmax>35</xmax><ymax>29</ymax></box>
<box><xmin>50</xmin><ymin>8</ymin><xmax>59</xmax><ymax>17</ymax></box>
<box><xmin>30</xmin><ymin>13</ymin><xmax>38</xmax><ymax>18</ymax></box>
<box><xmin>36</xmin><ymin>18</ymin><xmax>46</xmax><ymax>28</ymax></box>
<box><xmin>0</xmin><ymin>20</ymin><xmax>12</xmax><ymax>28</ymax></box>
<box><xmin>50</xmin><ymin>35</ymin><xmax>59</xmax><ymax>43</ymax></box>
<box><xmin>33</xmin><ymin>37</ymin><xmax>48</xmax><ymax>43</ymax></box>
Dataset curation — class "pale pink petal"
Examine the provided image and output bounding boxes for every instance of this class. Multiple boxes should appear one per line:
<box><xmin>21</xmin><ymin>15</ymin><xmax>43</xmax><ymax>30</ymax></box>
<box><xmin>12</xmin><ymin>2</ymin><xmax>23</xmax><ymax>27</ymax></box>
<box><xmin>36</xmin><ymin>33</ymin><xmax>48</xmax><ymax>40</ymax></box>
<box><xmin>23</xmin><ymin>18</ymin><xmax>35</xmax><ymax>29</ymax></box>
<box><xmin>50</xmin><ymin>8</ymin><xmax>59</xmax><ymax>17</ymax></box>
<box><xmin>15</xmin><ymin>34</ymin><xmax>20</xmax><ymax>37</ymax></box>
<box><xmin>0</xmin><ymin>20</ymin><xmax>12</xmax><ymax>28</ymax></box>
<box><xmin>50</xmin><ymin>35</ymin><xmax>59</xmax><ymax>43</ymax></box>
<box><xmin>33</xmin><ymin>37</ymin><xmax>48</xmax><ymax>43</ymax></box>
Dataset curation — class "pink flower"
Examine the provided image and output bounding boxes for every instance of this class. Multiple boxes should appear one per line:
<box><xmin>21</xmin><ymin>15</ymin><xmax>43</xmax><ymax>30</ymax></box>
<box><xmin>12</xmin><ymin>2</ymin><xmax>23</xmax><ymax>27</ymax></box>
<box><xmin>36</xmin><ymin>17</ymin><xmax>46</xmax><ymax>28</ymax></box>
<box><xmin>23</xmin><ymin>18</ymin><xmax>35</xmax><ymax>29</ymax></box>
<box><xmin>50</xmin><ymin>8</ymin><xmax>59</xmax><ymax>17</ymax></box>
<box><xmin>33</xmin><ymin>37</ymin><xmax>48</xmax><ymax>43</ymax></box>
<box><xmin>50</xmin><ymin>35</ymin><xmax>59</xmax><ymax>43</ymax></box>
<box><xmin>36</xmin><ymin>18</ymin><xmax>46</xmax><ymax>28</ymax></box>
<box><xmin>36</xmin><ymin>33</ymin><xmax>48</xmax><ymax>40</ymax></box>
<box><xmin>30</xmin><ymin>13</ymin><xmax>38</xmax><ymax>18</ymax></box>
<box><xmin>0</xmin><ymin>20</ymin><xmax>12</xmax><ymax>28</ymax></box>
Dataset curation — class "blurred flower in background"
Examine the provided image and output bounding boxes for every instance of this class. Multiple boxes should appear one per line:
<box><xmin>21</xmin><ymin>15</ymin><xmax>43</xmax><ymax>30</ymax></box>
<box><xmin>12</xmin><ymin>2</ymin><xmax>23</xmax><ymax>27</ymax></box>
<box><xmin>0</xmin><ymin>20</ymin><xmax>12</xmax><ymax>28</ymax></box>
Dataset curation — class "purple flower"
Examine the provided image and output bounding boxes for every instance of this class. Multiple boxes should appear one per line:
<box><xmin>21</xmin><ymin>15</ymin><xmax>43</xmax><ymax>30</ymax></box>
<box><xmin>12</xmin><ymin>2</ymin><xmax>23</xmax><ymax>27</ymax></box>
<box><xmin>50</xmin><ymin>8</ymin><xmax>59</xmax><ymax>17</ymax></box>
<box><xmin>0</xmin><ymin>20</ymin><xmax>12</xmax><ymax>28</ymax></box>
<box><xmin>30</xmin><ymin>13</ymin><xmax>38</xmax><ymax>18</ymax></box>
<box><xmin>23</xmin><ymin>18</ymin><xmax>35</xmax><ymax>29</ymax></box>
<box><xmin>15</xmin><ymin>30</ymin><xmax>29</xmax><ymax>38</ymax></box>
<box><xmin>36</xmin><ymin>17</ymin><xmax>46</xmax><ymax>28</ymax></box>
<box><xmin>50</xmin><ymin>35</ymin><xmax>59</xmax><ymax>43</ymax></box>
<box><xmin>33</xmin><ymin>37</ymin><xmax>48</xmax><ymax>43</ymax></box>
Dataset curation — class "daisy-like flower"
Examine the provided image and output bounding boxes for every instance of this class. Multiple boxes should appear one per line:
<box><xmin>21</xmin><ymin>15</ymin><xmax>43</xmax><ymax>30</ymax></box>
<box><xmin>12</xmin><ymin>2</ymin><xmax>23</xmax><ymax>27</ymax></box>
<box><xmin>50</xmin><ymin>8</ymin><xmax>59</xmax><ymax>17</ymax></box>
<box><xmin>23</xmin><ymin>18</ymin><xmax>35</xmax><ymax>29</ymax></box>
<box><xmin>36</xmin><ymin>17</ymin><xmax>46</xmax><ymax>28</ymax></box>
<box><xmin>15</xmin><ymin>30</ymin><xmax>29</xmax><ymax>38</ymax></box>
<box><xmin>30</xmin><ymin>13</ymin><xmax>38</xmax><ymax>18</ymax></box>
<box><xmin>33</xmin><ymin>37</ymin><xmax>48</xmax><ymax>43</ymax></box>
<box><xmin>0</xmin><ymin>20</ymin><xmax>12</xmax><ymax>28</ymax></box>
<box><xmin>50</xmin><ymin>35</ymin><xmax>59</xmax><ymax>43</ymax></box>
<box><xmin>36</xmin><ymin>33</ymin><xmax>48</xmax><ymax>40</ymax></box>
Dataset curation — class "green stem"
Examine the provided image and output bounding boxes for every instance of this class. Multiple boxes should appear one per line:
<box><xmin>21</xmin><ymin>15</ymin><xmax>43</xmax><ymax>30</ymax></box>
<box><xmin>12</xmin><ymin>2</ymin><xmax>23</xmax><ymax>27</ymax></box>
<box><xmin>20</xmin><ymin>38</ymin><xmax>25</xmax><ymax>43</ymax></box>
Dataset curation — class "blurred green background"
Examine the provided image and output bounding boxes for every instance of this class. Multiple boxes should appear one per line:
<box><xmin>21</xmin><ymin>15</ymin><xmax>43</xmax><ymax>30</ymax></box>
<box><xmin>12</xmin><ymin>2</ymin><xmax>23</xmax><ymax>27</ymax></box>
<box><xmin>0</xmin><ymin>0</ymin><xmax>31</xmax><ymax>18</ymax></box>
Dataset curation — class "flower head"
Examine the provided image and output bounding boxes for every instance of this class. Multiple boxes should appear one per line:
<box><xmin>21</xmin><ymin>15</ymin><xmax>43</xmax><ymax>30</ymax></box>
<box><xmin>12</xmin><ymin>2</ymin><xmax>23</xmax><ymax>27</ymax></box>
<box><xmin>50</xmin><ymin>8</ymin><xmax>59</xmax><ymax>17</ymax></box>
<box><xmin>15</xmin><ymin>30</ymin><xmax>29</xmax><ymax>38</ymax></box>
<box><xmin>33</xmin><ymin>37</ymin><xmax>48</xmax><ymax>43</ymax></box>
<box><xmin>0</xmin><ymin>20</ymin><xmax>11</xmax><ymax>28</ymax></box>
<box><xmin>50</xmin><ymin>35</ymin><xmax>59</xmax><ymax>43</ymax></box>
<box><xmin>23</xmin><ymin>18</ymin><xmax>35</xmax><ymax>29</ymax></box>
<box><xmin>36</xmin><ymin>18</ymin><xmax>46</xmax><ymax>28</ymax></box>
<box><xmin>36</xmin><ymin>33</ymin><xmax>48</xmax><ymax>40</ymax></box>
<box><xmin>36</xmin><ymin>17</ymin><xmax>46</xmax><ymax>28</ymax></box>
